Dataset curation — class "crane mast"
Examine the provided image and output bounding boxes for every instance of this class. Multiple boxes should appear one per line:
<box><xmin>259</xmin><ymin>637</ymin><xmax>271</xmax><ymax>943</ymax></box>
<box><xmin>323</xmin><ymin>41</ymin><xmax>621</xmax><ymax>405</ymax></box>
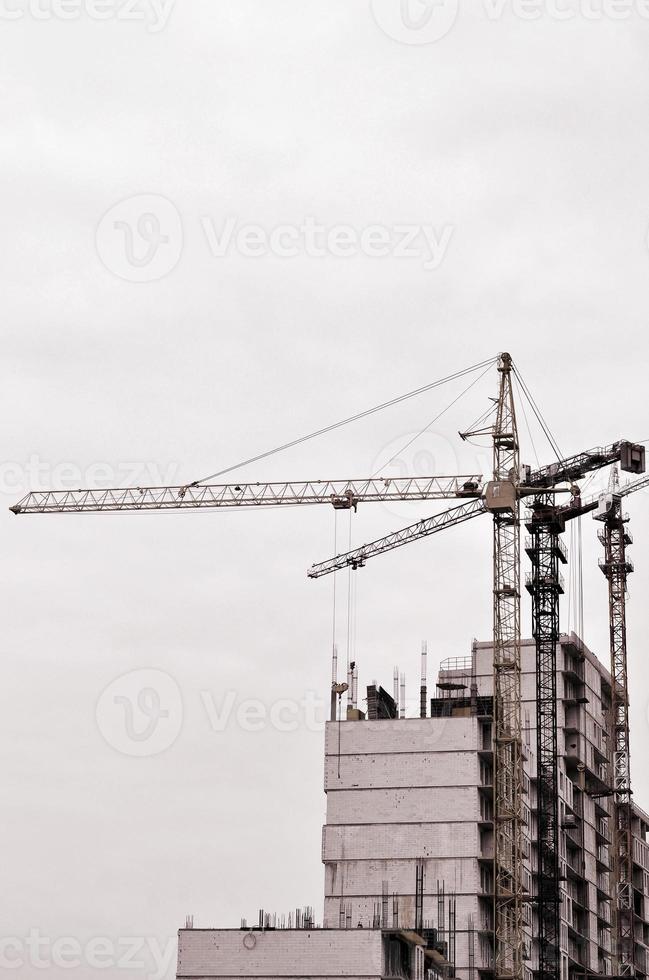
<box><xmin>524</xmin><ymin>490</ymin><xmax>601</xmax><ymax>980</ymax></box>
<box><xmin>596</xmin><ymin>473</ymin><xmax>635</xmax><ymax>977</ymax></box>
<box><xmin>524</xmin><ymin>497</ymin><xmax>564</xmax><ymax>980</ymax></box>
<box><xmin>490</xmin><ymin>353</ymin><xmax>524</xmax><ymax>980</ymax></box>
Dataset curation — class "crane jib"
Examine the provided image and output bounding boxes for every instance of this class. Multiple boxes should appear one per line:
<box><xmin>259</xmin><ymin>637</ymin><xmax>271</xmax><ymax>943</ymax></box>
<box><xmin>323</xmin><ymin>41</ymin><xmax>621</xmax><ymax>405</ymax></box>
<box><xmin>9</xmin><ymin>475</ymin><xmax>485</xmax><ymax>515</ymax></box>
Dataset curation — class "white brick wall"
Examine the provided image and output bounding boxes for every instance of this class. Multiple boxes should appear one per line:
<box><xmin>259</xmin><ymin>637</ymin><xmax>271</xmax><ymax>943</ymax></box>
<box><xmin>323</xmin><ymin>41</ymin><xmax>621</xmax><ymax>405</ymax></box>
<box><xmin>322</xmin><ymin>820</ymin><xmax>479</xmax><ymax>862</ymax></box>
<box><xmin>324</xmin><ymin>751</ymin><xmax>478</xmax><ymax>790</ymax></box>
<box><xmin>324</xmin><ymin>857</ymin><xmax>480</xmax><ymax>896</ymax></box>
<box><xmin>324</xmin><ymin>718</ymin><xmax>478</xmax><ymax>757</ymax></box>
<box><xmin>176</xmin><ymin>929</ymin><xmax>383</xmax><ymax>978</ymax></box>
<box><xmin>322</xmin><ymin>715</ymin><xmax>483</xmax><ymax>937</ymax></box>
<box><xmin>326</xmin><ymin>786</ymin><xmax>479</xmax><ymax>825</ymax></box>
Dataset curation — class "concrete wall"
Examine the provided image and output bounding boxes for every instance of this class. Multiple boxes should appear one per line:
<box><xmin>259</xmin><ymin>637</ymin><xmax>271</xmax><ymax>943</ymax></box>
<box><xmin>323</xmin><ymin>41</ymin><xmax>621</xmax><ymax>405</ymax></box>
<box><xmin>324</xmin><ymin>751</ymin><xmax>479</xmax><ymax>790</ymax></box>
<box><xmin>324</xmin><ymin>717</ymin><xmax>478</xmax><ymax>758</ymax></box>
<box><xmin>324</xmin><ymin>857</ymin><xmax>480</xmax><ymax>897</ymax></box>
<box><xmin>176</xmin><ymin>928</ymin><xmax>384</xmax><ymax>979</ymax></box>
<box><xmin>322</xmin><ymin>713</ymin><xmax>484</xmax><ymax>980</ymax></box>
<box><xmin>323</xmin><ymin>820</ymin><xmax>479</xmax><ymax>862</ymax></box>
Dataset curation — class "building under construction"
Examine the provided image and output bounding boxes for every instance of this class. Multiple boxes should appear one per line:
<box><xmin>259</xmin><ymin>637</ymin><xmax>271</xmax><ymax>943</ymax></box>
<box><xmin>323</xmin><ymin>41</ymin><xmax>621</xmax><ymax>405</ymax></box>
<box><xmin>175</xmin><ymin>635</ymin><xmax>649</xmax><ymax>980</ymax></box>
<box><xmin>10</xmin><ymin>353</ymin><xmax>648</xmax><ymax>980</ymax></box>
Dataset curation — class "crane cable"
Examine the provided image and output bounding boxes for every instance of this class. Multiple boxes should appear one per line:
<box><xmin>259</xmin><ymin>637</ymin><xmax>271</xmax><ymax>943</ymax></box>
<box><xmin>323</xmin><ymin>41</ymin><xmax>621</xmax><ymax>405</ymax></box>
<box><xmin>512</xmin><ymin>363</ymin><xmax>564</xmax><ymax>465</ymax></box>
<box><xmin>566</xmin><ymin>518</ymin><xmax>585</xmax><ymax>640</ymax></box>
<box><xmin>189</xmin><ymin>356</ymin><xmax>497</xmax><ymax>486</ymax></box>
<box><xmin>370</xmin><ymin>360</ymin><xmax>495</xmax><ymax>477</ymax></box>
<box><xmin>566</xmin><ymin>515</ymin><xmax>585</xmax><ymax>642</ymax></box>
<box><xmin>578</xmin><ymin>516</ymin><xmax>585</xmax><ymax>642</ymax></box>
<box><xmin>462</xmin><ymin>399</ymin><xmax>498</xmax><ymax>442</ymax></box>
<box><xmin>346</xmin><ymin>511</ymin><xmax>354</xmax><ymax>684</ymax></box>
<box><xmin>515</xmin><ymin>361</ymin><xmax>589</xmax><ymax>641</ymax></box>
<box><xmin>513</xmin><ymin>375</ymin><xmax>540</xmax><ymax>468</ymax></box>
<box><xmin>331</xmin><ymin>509</ymin><xmax>338</xmax><ymax>676</ymax></box>
<box><xmin>514</xmin><ymin>362</ymin><xmax>588</xmax><ymax>640</ymax></box>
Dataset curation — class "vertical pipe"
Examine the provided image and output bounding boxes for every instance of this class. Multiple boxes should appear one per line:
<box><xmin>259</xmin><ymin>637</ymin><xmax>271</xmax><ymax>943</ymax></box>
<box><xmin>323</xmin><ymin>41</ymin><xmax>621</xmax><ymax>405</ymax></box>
<box><xmin>351</xmin><ymin>664</ymin><xmax>358</xmax><ymax>710</ymax></box>
<box><xmin>420</xmin><ymin>640</ymin><xmax>428</xmax><ymax>719</ymax></box>
<box><xmin>393</xmin><ymin>666</ymin><xmax>399</xmax><ymax>713</ymax></box>
<box><xmin>400</xmin><ymin>673</ymin><xmax>406</xmax><ymax>719</ymax></box>
<box><xmin>330</xmin><ymin>644</ymin><xmax>338</xmax><ymax>722</ymax></box>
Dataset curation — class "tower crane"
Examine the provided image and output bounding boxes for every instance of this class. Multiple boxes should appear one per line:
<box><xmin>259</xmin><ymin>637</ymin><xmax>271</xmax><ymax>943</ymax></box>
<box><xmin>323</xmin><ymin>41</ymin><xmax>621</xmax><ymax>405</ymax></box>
<box><xmin>310</xmin><ymin>437</ymin><xmax>646</xmax><ymax>980</ymax></box>
<box><xmin>10</xmin><ymin>354</ymin><xmax>529</xmax><ymax>980</ymax></box>
<box><xmin>593</xmin><ymin>467</ymin><xmax>649</xmax><ymax>976</ymax></box>
<box><xmin>487</xmin><ymin>355</ymin><xmax>526</xmax><ymax>980</ymax></box>
<box><xmin>10</xmin><ymin>353</ymin><xmax>646</xmax><ymax>980</ymax></box>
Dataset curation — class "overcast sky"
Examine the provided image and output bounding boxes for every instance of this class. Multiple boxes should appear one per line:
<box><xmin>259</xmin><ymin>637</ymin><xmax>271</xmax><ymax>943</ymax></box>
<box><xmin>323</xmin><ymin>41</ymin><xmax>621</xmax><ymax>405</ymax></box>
<box><xmin>2</xmin><ymin>1</ymin><xmax>649</xmax><ymax>977</ymax></box>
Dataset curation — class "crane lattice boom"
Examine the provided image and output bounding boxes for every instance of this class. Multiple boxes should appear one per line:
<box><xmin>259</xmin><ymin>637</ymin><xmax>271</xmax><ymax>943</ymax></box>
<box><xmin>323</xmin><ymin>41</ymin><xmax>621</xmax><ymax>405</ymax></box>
<box><xmin>10</xmin><ymin>475</ymin><xmax>482</xmax><ymax>515</ymax></box>
<box><xmin>307</xmin><ymin>498</ymin><xmax>486</xmax><ymax>578</ymax></box>
<box><xmin>528</xmin><ymin>440</ymin><xmax>644</xmax><ymax>488</ymax></box>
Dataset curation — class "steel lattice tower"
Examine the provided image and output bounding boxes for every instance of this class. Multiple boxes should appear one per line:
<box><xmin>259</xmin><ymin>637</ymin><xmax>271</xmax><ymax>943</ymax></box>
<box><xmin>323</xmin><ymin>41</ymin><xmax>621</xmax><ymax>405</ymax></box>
<box><xmin>597</xmin><ymin>484</ymin><xmax>635</xmax><ymax>977</ymax></box>
<box><xmin>525</xmin><ymin>499</ymin><xmax>566</xmax><ymax>980</ymax></box>
<box><xmin>492</xmin><ymin>353</ymin><xmax>525</xmax><ymax>980</ymax></box>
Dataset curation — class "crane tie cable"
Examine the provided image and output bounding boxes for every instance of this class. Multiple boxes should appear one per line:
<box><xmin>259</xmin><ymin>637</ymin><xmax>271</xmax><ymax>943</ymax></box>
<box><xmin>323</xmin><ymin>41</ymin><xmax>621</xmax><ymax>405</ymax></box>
<box><xmin>371</xmin><ymin>360</ymin><xmax>495</xmax><ymax>477</ymax></box>
<box><xmin>512</xmin><ymin>363</ymin><xmax>564</xmax><ymax>464</ymax></box>
<box><xmin>189</xmin><ymin>356</ymin><xmax>497</xmax><ymax>486</ymax></box>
